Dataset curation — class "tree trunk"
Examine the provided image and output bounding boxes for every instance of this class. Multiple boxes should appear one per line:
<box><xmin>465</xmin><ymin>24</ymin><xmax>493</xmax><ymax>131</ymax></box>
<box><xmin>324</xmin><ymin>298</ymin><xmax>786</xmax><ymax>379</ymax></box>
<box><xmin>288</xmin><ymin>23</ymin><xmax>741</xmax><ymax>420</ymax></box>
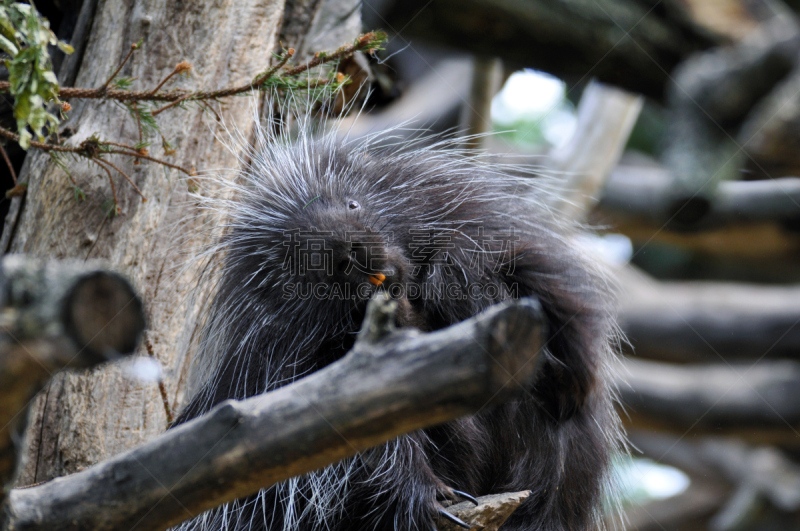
<box><xmin>3</xmin><ymin>0</ymin><xmax>359</xmax><ymax>488</ymax></box>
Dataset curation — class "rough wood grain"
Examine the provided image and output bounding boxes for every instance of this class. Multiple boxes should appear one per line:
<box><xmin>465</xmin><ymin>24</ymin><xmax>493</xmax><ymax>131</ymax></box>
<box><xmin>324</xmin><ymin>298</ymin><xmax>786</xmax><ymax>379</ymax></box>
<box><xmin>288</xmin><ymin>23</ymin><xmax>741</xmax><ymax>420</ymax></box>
<box><xmin>2</xmin><ymin>296</ymin><xmax>546</xmax><ymax>531</ymax></box>
<box><xmin>5</xmin><ymin>0</ymin><xmax>286</xmax><ymax>487</ymax></box>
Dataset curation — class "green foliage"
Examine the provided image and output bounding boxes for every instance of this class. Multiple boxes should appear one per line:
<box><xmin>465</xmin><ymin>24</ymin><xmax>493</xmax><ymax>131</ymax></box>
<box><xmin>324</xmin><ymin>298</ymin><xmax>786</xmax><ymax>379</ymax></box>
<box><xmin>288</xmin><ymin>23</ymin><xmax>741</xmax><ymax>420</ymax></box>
<box><xmin>110</xmin><ymin>76</ymin><xmax>134</xmax><ymax>90</ymax></box>
<box><xmin>72</xmin><ymin>184</ymin><xmax>85</xmax><ymax>202</ymax></box>
<box><xmin>101</xmin><ymin>197</ymin><xmax>118</xmax><ymax>218</ymax></box>
<box><xmin>493</xmin><ymin>118</ymin><xmax>547</xmax><ymax>147</ymax></box>
<box><xmin>0</xmin><ymin>1</ymin><xmax>72</xmax><ymax>149</ymax></box>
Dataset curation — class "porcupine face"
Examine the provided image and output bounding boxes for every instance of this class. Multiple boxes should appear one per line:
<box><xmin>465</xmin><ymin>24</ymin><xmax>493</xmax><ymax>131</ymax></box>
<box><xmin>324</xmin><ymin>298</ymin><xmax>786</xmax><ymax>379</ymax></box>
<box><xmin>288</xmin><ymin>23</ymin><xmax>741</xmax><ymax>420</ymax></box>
<box><xmin>279</xmin><ymin>195</ymin><xmax>411</xmax><ymax>303</ymax></box>
<box><xmin>219</xmin><ymin>136</ymin><xmax>531</xmax><ymax>338</ymax></box>
<box><xmin>228</xmin><ymin>174</ymin><xmax>406</xmax><ymax>310</ymax></box>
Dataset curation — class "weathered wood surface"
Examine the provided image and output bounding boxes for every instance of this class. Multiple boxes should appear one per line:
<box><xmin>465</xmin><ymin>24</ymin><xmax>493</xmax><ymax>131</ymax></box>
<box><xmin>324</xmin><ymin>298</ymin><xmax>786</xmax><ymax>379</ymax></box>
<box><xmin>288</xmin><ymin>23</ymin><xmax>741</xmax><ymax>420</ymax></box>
<box><xmin>548</xmin><ymin>81</ymin><xmax>643</xmax><ymax>221</ymax></box>
<box><xmin>438</xmin><ymin>492</ymin><xmax>531</xmax><ymax>531</ymax></box>
<box><xmin>2</xmin><ymin>296</ymin><xmax>545</xmax><ymax>531</ymax></box>
<box><xmin>3</xmin><ymin>0</ymin><xmax>286</xmax><ymax>488</ymax></box>
<box><xmin>0</xmin><ymin>255</ymin><xmax>144</xmax><ymax>505</ymax></box>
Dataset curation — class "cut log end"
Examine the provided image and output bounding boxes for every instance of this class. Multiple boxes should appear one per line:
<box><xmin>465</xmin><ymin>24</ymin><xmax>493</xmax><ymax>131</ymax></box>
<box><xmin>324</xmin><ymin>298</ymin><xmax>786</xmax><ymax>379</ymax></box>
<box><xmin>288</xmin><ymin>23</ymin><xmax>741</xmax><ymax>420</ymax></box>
<box><xmin>63</xmin><ymin>271</ymin><xmax>145</xmax><ymax>363</ymax></box>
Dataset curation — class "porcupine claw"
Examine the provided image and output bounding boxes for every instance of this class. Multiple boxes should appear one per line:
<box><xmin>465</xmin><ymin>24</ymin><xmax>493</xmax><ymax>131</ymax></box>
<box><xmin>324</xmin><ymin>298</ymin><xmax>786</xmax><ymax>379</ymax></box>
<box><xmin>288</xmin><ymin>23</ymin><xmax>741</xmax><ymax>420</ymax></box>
<box><xmin>438</xmin><ymin>509</ymin><xmax>472</xmax><ymax>529</ymax></box>
<box><xmin>451</xmin><ymin>489</ymin><xmax>479</xmax><ymax>506</ymax></box>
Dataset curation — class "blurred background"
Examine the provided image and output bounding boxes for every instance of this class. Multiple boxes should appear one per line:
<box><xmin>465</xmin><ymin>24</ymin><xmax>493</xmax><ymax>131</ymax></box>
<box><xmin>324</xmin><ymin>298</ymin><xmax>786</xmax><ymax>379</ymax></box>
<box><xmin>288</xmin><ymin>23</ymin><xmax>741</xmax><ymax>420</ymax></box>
<box><xmin>353</xmin><ymin>0</ymin><xmax>800</xmax><ymax>529</ymax></box>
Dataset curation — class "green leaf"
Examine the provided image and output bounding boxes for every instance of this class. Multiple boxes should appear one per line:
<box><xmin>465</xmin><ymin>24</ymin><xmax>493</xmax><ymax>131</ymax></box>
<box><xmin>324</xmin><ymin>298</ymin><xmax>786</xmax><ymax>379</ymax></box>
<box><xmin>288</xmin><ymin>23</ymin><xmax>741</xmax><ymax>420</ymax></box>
<box><xmin>0</xmin><ymin>34</ymin><xmax>18</xmax><ymax>55</ymax></box>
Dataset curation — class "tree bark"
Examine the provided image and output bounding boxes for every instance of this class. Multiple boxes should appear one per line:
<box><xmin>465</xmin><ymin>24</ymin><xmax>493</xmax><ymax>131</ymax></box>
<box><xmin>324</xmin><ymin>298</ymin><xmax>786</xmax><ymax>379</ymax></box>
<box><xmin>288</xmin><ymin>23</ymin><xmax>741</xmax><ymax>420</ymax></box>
<box><xmin>2</xmin><ymin>0</ymin><xmax>291</xmax><ymax>488</ymax></box>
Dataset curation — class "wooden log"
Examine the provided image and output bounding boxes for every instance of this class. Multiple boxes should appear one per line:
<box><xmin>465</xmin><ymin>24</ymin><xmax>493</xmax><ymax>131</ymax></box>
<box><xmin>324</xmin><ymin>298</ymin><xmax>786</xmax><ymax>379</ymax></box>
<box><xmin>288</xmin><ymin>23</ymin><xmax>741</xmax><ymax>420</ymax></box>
<box><xmin>1</xmin><ymin>295</ymin><xmax>546</xmax><ymax>531</ymax></box>
<box><xmin>618</xmin><ymin>358</ymin><xmax>800</xmax><ymax>442</ymax></box>
<box><xmin>0</xmin><ymin>255</ymin><xmax>144</xmax><ymax>504</ymax></box>
<box><xmin>601</xmin><ymin>165</ymin><xmax>800</xmax><ymax>228</ymax></box>
<box><xmin>616</xmin><ymin>267</ymin><xmax>800</xmax><ymax>362</ymax></box>
<box><xmin>371</xmin><ymin>0</ymin><xmax>719</xmax><ymax>100</ymax></box>
<box><xmin>594</xmin><ymin>164</ymin><xmax>800</xmax><ymax>258</ymax></box>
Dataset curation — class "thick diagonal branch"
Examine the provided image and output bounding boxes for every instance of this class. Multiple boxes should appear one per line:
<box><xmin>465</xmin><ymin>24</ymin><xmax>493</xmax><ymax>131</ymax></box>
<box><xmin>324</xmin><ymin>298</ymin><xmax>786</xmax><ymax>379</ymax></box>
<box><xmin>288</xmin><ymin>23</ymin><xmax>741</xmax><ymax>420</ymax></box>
<box><xmin>2</xmin><ymin>296</ymin><xmax>545</xmax><ymax>531</ymax></box>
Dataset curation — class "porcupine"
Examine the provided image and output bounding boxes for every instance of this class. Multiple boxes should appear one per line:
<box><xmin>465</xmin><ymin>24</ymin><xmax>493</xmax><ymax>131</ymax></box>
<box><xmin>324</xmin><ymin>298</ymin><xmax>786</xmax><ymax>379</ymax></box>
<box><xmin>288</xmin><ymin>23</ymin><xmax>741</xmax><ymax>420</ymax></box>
<box><xmin>172</xmin><ymin>105</ymin><xmax>621</xmax><ymax>531</ymax></box>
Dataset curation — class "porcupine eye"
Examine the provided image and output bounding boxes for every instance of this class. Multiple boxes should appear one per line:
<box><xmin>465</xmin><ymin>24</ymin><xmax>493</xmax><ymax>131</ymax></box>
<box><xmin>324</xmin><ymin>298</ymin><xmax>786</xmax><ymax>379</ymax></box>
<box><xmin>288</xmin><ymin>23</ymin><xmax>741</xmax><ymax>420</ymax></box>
<box><xmin>348</xmin><ymin>200</ymin><xmax>361</xmax><ymax>210</ymax></box>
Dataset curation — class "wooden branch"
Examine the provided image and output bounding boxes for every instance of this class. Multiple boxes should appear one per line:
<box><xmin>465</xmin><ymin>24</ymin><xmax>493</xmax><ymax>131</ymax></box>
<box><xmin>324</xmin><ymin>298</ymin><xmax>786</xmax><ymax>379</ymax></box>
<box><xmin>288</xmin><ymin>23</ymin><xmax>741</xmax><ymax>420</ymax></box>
<box><xmin>548</xmin><ymin>81</ymin><xmax>643</xmax><ymax>221</ymax></box>
<box><xmin>0</xmin><ymin>33</ymin><xmax>383</xmax><ymax>105</ymax></box>
<box><xmin>1</xmin><ymin>296</ymin><xmax>546</xmax><ymax>531</ymax></box>
<box><xmin>618</xmin><ymin>358</ymin><xmax>800</xmax><ymax>442</ymax></box>
<box><xmin>0</xmin><ymin>255</ymin><xmax>144</xmax><ymax>503</ymax></box>
<box><xmin>601</xmin><ymin>164</ymin><xmax>800</xmax><ymax>228</ymax></box>
<box><xmin>372</xmin><ymin>0</ymin><xmax>719</xmax><ymax>100</ymax></box>
<box><xmin>438</xmin><ymin>491</ymin><xmax>531</xmax><ymax>531</ymax></box>
<box><xmin>616</xmin><ymin>268</ymin><xmax>800</xmax><ymax>363</ymax></box>
<box><xmin>459</xmin><ymin>57</ymin><xmax>504</xmax><ymax>151</ymax></box>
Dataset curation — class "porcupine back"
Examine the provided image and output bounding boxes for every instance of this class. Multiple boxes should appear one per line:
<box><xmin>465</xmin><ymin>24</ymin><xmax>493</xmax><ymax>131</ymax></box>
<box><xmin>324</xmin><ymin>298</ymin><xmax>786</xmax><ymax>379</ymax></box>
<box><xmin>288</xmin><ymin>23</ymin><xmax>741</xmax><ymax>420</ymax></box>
<box><xmin>172</xmin><ymin>110</ymin><xmax>622</xmax><ymax>531</ymax></box>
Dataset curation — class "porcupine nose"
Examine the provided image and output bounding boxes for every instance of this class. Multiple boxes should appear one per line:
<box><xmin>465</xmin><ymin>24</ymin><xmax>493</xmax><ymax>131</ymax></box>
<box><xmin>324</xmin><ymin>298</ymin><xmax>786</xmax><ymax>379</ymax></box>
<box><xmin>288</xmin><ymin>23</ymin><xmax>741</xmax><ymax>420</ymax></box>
<box><xmin>331</xmin><ymin>235</ymin><xmax>389</xmax><ymax>287</ymax></box>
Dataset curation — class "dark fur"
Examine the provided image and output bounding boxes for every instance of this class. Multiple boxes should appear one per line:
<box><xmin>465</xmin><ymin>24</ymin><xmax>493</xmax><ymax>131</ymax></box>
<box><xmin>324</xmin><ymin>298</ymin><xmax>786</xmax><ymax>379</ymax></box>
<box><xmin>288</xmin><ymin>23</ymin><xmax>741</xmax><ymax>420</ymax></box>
<box><xmin>173</xmin><ymin>133</ymin><xmax>619</xmax><ymax>531</ymax></box>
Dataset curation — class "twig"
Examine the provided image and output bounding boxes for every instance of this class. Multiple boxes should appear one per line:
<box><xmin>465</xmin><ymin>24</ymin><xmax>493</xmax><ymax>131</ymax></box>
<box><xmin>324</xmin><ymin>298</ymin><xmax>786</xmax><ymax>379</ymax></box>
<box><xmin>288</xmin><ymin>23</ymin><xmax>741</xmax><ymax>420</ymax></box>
<box><xmin>105</xmin><ymin>149</ymin><xmax>192</xmax><ymax>176</ymax></box>
<box><xmin>102</xmin><ymin>43</ymin><xmax>138</xmax><ymax>88</ymax></box>
<box><xmin>0</xmin><ymin>125</ymin><xmax>190</xmax><ymax>181</ymax></box>
<box><xmin>0</xmin><ymin>141</ymin><xmax>17</xmax><ymax>184</ymax></box>
<box><xmin>144</xmin><ymin>334</ymin><xmax>174</xmax><ymax>426</ymax></box>
<box><xmin>0</xmin><ymin>126</ymin><xmax>81</xmax><ymax>152</ymax></box>
<box><xmin>283</xmin><ymin>33</ymin><xmax>378</xmax><ymax>76</ymax></box>
<box><xmin>251</xmin><ymin>49</ymin><xmax>294</xmax><ymax>87</ymax></box>
<box><xmin>92</xmin><ymin>158</ymin><xmax>121</xmax><ymax>215</ymax></box>
<box><xmin>151</xmin><ymin>93</ymin><xmax>192</xmax><ymax>116</ymax></box>
<box><xmin>96</xmin><ymin>157</ymin><xmax>147</xmax><ymax>201</ymax></box>
<box><xmin>197</xmin><ymin>100</ymin><xmax>222</xmax><ymax>123</ymax></box>
<box><xmin>102</xmin><ymin>141</ymin><xmax>140</xmax><ymax>152</ymax></box>
<box><xmin>147</xmin><ymin>61</ymin><xmax>192</xmax><ymax>96</ymax></box>
<box><xmin>0</xmin><ymin>32</ymin><xmax>383</xmax><ymax>104</ymax></box>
